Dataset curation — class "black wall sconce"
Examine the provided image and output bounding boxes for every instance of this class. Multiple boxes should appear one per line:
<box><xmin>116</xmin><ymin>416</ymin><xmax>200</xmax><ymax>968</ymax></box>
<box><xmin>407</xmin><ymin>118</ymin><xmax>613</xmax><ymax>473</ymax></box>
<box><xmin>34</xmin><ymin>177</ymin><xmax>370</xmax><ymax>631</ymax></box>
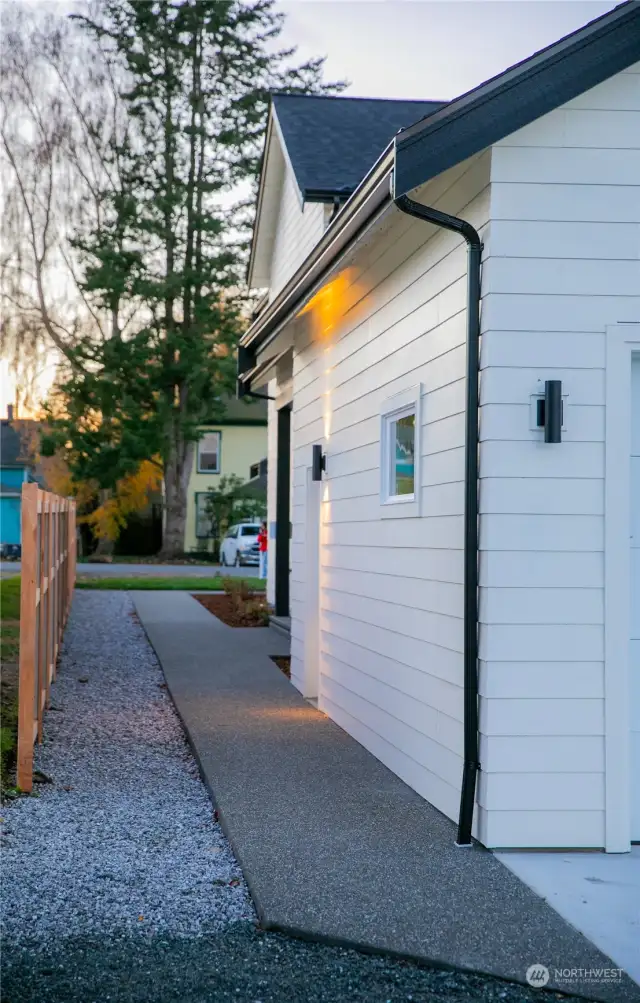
<box><xmin>312</xmin><ymin>444</ymin><xmax>326</xmax><ymax>480</ymax></box>
<box><xmin>536</xmin><ymin>379</ymin><xmax>563</xmax><ymax>443</ymax></box>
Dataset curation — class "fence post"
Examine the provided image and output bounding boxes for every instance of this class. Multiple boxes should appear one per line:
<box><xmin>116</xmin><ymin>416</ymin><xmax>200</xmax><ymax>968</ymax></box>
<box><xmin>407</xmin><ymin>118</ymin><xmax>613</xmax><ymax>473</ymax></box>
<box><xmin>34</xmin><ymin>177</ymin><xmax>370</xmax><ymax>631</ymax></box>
<box><xmin>36</xmin><ymin>491</ymin><xmax>48</xmax><ymax>742</ymax></box>
<box><xmin>16</xmin><ymin>483</ymin><xmax>38</xmax><ymax>792</ymax></box>
<box><xmin>68</xmin><ymin>503</ymin><xmax>76</xmax><ymax>608</ymax></box>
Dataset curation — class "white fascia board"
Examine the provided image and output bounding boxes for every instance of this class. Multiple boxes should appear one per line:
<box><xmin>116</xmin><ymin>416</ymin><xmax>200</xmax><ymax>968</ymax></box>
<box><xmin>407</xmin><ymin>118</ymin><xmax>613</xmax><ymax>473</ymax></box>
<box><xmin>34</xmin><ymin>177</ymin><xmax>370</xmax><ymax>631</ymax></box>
<box><xmin>248</xmin><ymin>113</ymin><xmax>286</xmax><ymax>290</ymax></box>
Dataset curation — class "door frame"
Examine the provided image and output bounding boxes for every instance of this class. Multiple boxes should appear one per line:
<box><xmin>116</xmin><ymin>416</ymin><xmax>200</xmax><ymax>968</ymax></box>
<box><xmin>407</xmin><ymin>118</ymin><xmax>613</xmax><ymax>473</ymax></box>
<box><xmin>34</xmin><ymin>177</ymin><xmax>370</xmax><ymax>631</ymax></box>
<box><xmin>275</xmin><ymin>404</ymin><xmax>292</xmax><ymax>617</ymax></box>
<box><xmin>604</xmin><ymin>323</ymin><xmax>640</xmax><ymax>851</ymax></box>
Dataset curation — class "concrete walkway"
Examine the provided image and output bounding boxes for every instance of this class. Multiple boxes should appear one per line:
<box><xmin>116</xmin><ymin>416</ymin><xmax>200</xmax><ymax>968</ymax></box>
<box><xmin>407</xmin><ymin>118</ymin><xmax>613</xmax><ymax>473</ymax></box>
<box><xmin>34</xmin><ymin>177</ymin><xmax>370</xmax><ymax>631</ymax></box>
<box><xmin>133</xmin><ymin>591</ymin><xmax>640</xmax><ymax>1003</ymax></box>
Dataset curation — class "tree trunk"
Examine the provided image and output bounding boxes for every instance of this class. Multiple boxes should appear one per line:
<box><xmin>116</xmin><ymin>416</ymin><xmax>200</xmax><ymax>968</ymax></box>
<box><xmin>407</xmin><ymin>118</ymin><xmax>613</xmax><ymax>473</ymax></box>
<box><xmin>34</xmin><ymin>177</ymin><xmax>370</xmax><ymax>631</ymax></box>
<box><xmin>89</xmin><ymin>490</ymin><xmax>115</xmax><ymax>560</ymax></box>
<box><xmin>159</xmin><ymin>439</ymin><xmax>194</xmax><ymax>559</ymax></box>
<box><xmin>92</xmin><ymin>536</ymin><xmax>114</xmax><ymax>559</ymax></box>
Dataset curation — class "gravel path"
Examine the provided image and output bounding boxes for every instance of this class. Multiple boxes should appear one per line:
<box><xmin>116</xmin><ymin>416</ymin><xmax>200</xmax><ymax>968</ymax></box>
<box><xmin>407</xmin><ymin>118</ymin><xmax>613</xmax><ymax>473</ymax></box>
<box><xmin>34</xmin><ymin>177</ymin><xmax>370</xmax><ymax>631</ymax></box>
<box><xmin>1</xmin><ymin>591</ymin><xmax>255</xmax><ymax>943</ymax></box>
<box><xmin>1</xmin><ymin>591</ymin><xmax>568</xmax><ymax>1003</ymax></box>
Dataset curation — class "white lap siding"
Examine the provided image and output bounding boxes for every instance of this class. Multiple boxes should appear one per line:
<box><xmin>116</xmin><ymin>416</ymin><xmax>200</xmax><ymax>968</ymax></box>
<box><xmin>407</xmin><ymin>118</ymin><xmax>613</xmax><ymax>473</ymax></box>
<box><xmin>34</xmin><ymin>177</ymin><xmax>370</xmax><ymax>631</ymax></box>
<box><xmin>270</xmin><ymin>167</ymin><xmax>326</xmax><ymax>298</ymax></box>
<box><xmin>289</xmin><ymin>153</ymin><xmax>491</xmax><ymax>826</ymax></box>
<box><xmin>478</xmin><ymin>63</ymin><xmax>640</xmax><ymax>848</ymax></box>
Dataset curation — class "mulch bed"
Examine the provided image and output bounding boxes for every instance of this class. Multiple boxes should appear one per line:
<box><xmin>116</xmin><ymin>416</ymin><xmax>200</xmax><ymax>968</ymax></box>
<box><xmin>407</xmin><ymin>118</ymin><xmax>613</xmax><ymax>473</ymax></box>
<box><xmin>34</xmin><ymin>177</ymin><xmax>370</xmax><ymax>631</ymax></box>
<box><xmin>194</xmin><ymin>593</ymin><xmax>268</xmax><ymax>628</ymax></box>
<box><xmin>271</xmin><ymin>656</ymin><xmax>291</xmax><ymax>679</ymax></box>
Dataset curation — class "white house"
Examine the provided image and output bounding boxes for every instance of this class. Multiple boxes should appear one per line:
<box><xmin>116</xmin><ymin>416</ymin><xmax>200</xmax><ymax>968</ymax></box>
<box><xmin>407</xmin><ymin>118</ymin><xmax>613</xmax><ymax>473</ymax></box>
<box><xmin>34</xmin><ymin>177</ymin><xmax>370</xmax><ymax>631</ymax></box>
<box><xmin>238</xmin><ymin>2</ymin><xmax>640</xmax><ymax>852</ymax></box>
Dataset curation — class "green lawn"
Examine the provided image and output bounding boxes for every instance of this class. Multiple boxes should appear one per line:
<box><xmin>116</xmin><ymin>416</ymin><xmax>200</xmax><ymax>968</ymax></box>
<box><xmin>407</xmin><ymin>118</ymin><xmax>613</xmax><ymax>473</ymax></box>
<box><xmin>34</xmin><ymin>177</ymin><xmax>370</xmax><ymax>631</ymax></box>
<box><xmin>1</xmin><ymin>575</ymin><xmax>21</xmax><ymax>794</ymax></box>
<box><xmin>76</xmin><ymin>575</ymin><xmax>264</xmax><ymax>591</ymax></box>
<box><xmin>1</xmin><ymin>575</ymin><xmax>21</xmax><ymax>619</ymax></box>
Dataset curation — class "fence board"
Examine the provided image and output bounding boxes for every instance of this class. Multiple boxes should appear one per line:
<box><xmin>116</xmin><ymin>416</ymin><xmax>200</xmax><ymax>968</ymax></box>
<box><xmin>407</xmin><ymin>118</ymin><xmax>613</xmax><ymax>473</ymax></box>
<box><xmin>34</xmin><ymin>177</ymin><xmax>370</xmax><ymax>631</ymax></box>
<box><xmin>16</xmin><ymin>485</ymin><xmax>76</xmax><ymax>791</ymax></box>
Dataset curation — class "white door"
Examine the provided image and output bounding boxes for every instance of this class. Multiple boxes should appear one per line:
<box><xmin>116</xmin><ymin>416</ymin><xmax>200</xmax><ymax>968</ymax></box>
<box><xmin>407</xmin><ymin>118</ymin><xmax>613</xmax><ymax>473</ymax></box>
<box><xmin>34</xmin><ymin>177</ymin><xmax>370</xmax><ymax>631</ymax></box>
<box><xmin>631</xmin><ymin>355</ymin><xmax>640</xmax><ymax>841</ymax></box>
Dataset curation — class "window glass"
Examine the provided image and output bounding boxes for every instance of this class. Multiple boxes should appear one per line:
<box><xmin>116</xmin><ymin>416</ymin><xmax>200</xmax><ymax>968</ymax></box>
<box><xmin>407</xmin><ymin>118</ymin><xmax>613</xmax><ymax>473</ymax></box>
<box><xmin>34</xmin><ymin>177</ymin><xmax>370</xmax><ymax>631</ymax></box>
<box><xmin>227</xmin><ymin>526</ymin><xmax>237</xmax><ymax>539</ymax></box>
<box><xmin>198</xmin><ymin>431</ymin><xmax>220</xmax><ymax>472</ymax></box>
<box><xmin>240</xmin><ymin>526</ymin><xmax>259</xmax><ymax>537</ymax></box>
<box><xmin>249</xmin><ymin>463</ymin><xmax>260</xmax><ymax>480</ymax></box>
<box><xmin>389</xmin><ymin>412</ymin><xmax>415</xmax><ymax>497</ymax></box>
<box><xmin>195</xmin><ymin>494</ymin><xmax>213</xmax><ymax>539</ymax></box>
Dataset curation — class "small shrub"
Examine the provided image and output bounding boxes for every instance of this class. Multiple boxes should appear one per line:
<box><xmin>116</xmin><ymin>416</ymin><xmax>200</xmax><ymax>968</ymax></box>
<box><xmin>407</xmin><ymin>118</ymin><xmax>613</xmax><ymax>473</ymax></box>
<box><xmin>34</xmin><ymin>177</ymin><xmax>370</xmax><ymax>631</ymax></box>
<box><xmin>218</xmin><ymin>578</ymin><xmax>270</xmax><ymax>625</ymax></box>
<box><xmin>221</xmin><ymin>576</ymin><xmax>240</xmax><ymax>597</ymax></box>
<box><xmin>244</xmin><ymin>597</ymin><xmax>270</xmax><ymax>626</ymax></box>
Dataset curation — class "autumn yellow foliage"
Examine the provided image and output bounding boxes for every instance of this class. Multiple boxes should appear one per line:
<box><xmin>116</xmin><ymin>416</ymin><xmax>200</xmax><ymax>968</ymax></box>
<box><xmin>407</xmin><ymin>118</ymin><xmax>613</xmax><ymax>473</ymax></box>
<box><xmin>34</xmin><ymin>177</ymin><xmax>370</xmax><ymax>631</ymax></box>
<box><xmin>10</xmin><ymin>417</ymin><xmax>162</xmax><ymax>543</ymax></box>
<box><xmin>84</xmin><ymin>460</ymin><xmax>162</xmax><ymax>541</ymax></box>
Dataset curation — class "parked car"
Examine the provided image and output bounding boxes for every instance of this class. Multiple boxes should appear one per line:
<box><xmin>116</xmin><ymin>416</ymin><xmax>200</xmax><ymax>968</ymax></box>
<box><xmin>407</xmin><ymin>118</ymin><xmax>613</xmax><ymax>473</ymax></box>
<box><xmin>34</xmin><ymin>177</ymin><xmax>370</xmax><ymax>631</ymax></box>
<box><xmin>220</xmin><ymin>523</ymin><xmax>261</xmax><ymax>567</ymax></box>
<box><xmin>0</xmin><ymin>543</ymin><xmax>21</xmax><ymax>561</ymax></box>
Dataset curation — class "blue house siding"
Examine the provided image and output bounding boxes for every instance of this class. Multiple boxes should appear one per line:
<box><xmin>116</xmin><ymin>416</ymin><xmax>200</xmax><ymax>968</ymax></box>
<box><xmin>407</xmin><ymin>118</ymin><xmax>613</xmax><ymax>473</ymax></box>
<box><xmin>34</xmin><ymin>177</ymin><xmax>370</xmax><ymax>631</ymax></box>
<box><xmin>0</xmin><ymin>464</ymin><xmax>29</xmax><ymax>546</ymax></box>
<box><xmin>0</xmin><ymin>495</ymin><xmax>22</xmax><ymax>545</ymax></box>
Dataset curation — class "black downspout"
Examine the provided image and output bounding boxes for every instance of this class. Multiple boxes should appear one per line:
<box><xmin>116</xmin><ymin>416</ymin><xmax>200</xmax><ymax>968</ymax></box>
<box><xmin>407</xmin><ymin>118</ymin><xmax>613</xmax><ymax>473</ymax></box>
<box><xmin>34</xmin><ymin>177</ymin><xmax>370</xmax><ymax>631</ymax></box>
<box><xmin>241</xmin><ymin>389</ymin><xmax>276</xmax><ymax>402</ymax></box>
<box><xmin>275</xmin><ymin>404</ymin><xmax>292</xmax><ymax>618</ymax></box>
<box><xmin>394</xmin><ymin>193</ymin><xmax>481</xmax><ymax>847</ymax></box>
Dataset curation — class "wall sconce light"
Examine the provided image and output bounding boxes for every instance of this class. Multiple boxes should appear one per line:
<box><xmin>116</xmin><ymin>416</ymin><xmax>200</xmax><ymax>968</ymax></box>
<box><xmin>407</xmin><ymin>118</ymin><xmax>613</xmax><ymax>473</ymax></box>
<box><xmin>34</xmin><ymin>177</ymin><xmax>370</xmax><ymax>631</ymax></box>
<box><xmin>312</xmin><ymin>444</ymin><xmax>326</xmax><ymax>481</ymax></box>
<box><xmin>536</xmin><ymin>379</ymin><xmax>563</xmax><ymax>443</ymax></box>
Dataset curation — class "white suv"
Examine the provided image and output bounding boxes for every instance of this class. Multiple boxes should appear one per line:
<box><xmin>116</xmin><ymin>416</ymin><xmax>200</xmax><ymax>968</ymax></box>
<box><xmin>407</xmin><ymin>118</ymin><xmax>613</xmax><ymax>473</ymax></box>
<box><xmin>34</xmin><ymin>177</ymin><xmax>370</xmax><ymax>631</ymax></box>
<box><xmin>220</xmin><ymin>523</ymin><xmax>261</xmax><ymax>567</ymax></box>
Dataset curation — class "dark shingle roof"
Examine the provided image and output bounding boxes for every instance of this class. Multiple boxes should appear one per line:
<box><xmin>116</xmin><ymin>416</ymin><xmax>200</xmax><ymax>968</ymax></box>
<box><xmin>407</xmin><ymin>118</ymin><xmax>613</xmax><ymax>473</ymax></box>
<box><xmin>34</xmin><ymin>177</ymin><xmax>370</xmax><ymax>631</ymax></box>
<box><xmin>272</xmin><ymin>94</ymin><xmax>446</xmax><ymax>199</ymax></box>
<box><xmin>0</xmin><ymin>421</ymin><xmax>28</xmax><ymax>468</ymax></box>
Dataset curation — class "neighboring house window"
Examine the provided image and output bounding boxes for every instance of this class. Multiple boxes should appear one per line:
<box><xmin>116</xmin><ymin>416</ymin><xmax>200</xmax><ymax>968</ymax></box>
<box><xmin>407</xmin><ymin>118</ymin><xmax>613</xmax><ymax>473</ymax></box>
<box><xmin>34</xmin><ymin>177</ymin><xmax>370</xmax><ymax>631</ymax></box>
<box><xmin>195</xmin><ymin>493</ymin><xmax>214</xmax><ymax>538</ymax></box>
<box><xmin>197</xmin><ymin>431</ymin><xmax>221</xmax><ymax>473</ymax></box>
<box><xmin>249</xmin><ymin>462</ymin><xmax>260</xmax><ymax>480</ymax></box>
<box><xmin>380</xmin><ymin>385</ymin><xmax>421</xmax><ymax>518</ymax></box>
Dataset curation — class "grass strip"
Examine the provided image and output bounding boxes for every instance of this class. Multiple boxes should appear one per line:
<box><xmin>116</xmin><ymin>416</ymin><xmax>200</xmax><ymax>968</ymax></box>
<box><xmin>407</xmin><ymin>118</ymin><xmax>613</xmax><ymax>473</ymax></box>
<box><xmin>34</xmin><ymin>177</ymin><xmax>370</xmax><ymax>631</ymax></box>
<box><xmin>0</xmin><ymin>576</ymin><xmax>20</xmax><ymax>794</ymax></box>
<box><xmin>0</xmin><ymin>576</ymin><xmax>21</xmax><ymax>620</ymax></box>
<box><xmin>76</xmin><ymin>576</ymin><xmax>264</xmax><ymax>591</ymax></box>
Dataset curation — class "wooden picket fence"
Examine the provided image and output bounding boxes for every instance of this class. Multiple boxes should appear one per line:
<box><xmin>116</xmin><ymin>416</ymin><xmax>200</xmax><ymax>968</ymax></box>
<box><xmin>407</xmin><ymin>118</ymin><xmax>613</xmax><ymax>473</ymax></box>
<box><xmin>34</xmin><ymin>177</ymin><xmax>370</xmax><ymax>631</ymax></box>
<box><xmin>17</xmin><ymin>483</ymin><xmax>76</xmax><ymax>791</ymax></box>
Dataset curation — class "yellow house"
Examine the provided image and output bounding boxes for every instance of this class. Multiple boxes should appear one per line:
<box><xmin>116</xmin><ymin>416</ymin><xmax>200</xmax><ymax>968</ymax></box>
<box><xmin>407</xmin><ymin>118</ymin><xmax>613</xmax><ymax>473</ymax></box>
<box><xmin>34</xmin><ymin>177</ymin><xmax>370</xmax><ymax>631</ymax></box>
<box><xmin>184</xmin><ymin>397</ymin><xmax>267</xmax><ymax>553</ymax></box>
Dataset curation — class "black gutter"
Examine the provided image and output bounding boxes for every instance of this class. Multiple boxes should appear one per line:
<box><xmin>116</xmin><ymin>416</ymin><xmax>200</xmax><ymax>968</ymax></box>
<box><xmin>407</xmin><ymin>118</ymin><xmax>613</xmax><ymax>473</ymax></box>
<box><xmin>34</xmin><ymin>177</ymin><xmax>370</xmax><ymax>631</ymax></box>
<box><xmin>303</xmin><ymin>187</ymin><xmax>354</xmax><ymax>204</ymax></box>
<box><xmin>394</xmin><ymin>193</ymin><xmax>481</xmax><ymax>847</ymax></box>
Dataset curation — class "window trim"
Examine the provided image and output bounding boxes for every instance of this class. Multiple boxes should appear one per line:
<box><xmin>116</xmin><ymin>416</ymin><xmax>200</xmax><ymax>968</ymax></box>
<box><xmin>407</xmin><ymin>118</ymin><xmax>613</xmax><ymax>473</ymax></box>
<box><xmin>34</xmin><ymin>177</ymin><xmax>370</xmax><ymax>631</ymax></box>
<box><xmin>194</xmin><ymin>492</ymin><xmax>214</xmax><ymax>539</ymax></box>
<box><xmin>197</xmin><ymin>430</ymin><xmax>222</xmax><ymax>474</ymax></box>
<box><xmin>379</xmin><ymin>384</ymin><xmax>422</xmax><ymax>519</ymax></box>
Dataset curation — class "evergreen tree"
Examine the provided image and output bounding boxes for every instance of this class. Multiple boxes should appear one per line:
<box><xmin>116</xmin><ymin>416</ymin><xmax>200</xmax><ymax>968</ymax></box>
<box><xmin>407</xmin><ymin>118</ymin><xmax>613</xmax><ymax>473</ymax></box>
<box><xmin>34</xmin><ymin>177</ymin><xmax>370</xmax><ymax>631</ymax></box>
<box><xmin>51</xmin><ymin>0</ymin><xmax>343</xmax><ymax>556</ymax></box>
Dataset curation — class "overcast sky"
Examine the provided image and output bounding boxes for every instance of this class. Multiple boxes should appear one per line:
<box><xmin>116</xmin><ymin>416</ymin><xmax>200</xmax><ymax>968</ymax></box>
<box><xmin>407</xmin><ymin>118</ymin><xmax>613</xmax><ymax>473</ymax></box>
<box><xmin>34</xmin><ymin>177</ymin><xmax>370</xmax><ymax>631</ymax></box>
<box><xmin>1</xmin><ymin>0</ymin><xmax>620</xmax><ymax>416</ymax></box>
<box><xmin>277</xmin><ymin>0</ymin><xmax>618</xmax><ymax>100</ymax></box>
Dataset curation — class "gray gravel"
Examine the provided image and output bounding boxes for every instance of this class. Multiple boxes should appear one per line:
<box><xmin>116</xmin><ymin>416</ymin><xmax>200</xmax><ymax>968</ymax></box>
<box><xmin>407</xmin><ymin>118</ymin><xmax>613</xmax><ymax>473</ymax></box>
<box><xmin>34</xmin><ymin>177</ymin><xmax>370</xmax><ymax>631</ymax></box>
<box><xmin>2</xmin><ymin>926</ymin><xmax>571</xmax><ymax>1003</ymax></box>
<box><xmin>0</xmin><ymin>591</ymin><xmax>255</xmax><ymax>943</ymax></box>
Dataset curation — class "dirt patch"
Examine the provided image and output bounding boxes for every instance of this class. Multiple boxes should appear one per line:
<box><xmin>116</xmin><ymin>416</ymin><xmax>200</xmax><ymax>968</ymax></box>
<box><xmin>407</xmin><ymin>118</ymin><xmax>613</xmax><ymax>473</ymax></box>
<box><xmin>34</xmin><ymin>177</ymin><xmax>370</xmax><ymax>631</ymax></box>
<box><xmin>270</xmin><ymin>655</ymin><xmax>291</xmax><ymax>679</ymax></box>
<box><xmin>194</xmin><ymin>593</ymin><xmax>268</xmax><ymax>628</ymax></box>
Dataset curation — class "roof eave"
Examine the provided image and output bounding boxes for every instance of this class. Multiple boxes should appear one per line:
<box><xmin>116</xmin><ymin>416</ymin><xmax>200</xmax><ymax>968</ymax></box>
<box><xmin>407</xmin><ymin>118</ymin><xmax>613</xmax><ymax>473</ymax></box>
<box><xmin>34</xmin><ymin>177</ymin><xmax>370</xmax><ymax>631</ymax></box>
<box><xmin>239</xmin><ymin>143</ymin><xmax>395</xmax><ymax>363</ymax></box>
<box><xmin>246</xmin><ymin>112</ymin><xmax>273</xmax><ymax>290</ymax></box>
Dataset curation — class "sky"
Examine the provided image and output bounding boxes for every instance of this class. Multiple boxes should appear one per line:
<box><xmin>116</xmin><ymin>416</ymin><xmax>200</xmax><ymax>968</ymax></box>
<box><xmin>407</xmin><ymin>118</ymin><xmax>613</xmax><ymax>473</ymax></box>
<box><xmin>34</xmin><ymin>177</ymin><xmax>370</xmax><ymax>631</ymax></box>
<box><xmin>1</xmin><ymin>0</ymin><xmax>620</xmax><ymax>418</ymax></box>
<box><xmin>276</xmin><ymin>0</ymin><xmax>618</xmax><ymax>100</ymax></box>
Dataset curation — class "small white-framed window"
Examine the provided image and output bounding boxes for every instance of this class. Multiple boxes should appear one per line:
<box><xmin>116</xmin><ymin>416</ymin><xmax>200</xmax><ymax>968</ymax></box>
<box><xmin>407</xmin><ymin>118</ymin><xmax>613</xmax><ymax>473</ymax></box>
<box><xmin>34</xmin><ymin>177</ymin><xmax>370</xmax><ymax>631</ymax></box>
<box><xmin>380</xmin><ymin>385</ymin><xmax>421</xmax><ymax>518</ymax></box>
<box><xmin>197</xmin><ymin>431</ymin><xmax>221</xmax><ymax>473</ymax></box>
